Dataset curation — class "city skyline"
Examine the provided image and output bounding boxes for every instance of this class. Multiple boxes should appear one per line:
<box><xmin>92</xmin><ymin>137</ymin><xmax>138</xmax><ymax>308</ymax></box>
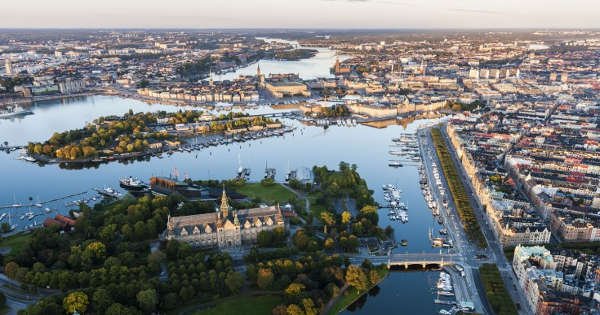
<box><xmin>2</xmin><ymin>0</ymin><xmax>600</xmax><ymax>29</ymax></box>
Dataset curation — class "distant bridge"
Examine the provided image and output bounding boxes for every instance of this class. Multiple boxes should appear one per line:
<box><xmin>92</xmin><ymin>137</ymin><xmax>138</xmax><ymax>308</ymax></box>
<box><xmin>254</xmin><ymin>111</ymin><xmax>301</xmax><ymax>118</ymax></box>
<box><xmin>387</xmin><ymin>253</ymin><xmax>459</xmax><ymax>269</ymax></box>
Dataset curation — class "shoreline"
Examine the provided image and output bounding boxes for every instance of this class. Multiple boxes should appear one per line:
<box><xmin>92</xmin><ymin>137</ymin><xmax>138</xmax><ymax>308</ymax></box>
<box><xmin>24</xmin><ymin>126</ymin><xmax>294</xmax><ymax>167</ymax></box>
<box><xmin>1</xmin><ymin>89</ymin><xmax>312</xmax><ymax>110</ymax></box>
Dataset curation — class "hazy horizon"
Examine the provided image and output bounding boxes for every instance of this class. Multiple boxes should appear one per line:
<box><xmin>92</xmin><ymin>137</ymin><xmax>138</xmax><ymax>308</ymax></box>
<box><xmin>3</xmin><ymin>0</ymin><xmax>600</xmax><ymax>29</ymax></box>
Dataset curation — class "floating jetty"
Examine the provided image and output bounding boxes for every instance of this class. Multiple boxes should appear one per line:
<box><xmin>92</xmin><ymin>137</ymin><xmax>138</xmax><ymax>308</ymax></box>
<box><xmin>0</xmin><ymin>191</ymin><xmax>88</xmax><ymax>210</ymax></box>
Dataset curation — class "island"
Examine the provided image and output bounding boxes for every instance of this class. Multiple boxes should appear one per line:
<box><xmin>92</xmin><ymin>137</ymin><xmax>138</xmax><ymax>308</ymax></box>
<box><xmin>25</xmin><ymin>110</ymin><xmax>288</xmax><ymax>165</ymax></box>
<box><xmin>2</xmin><ymin>162</ymin><xmax>392</xmax><ymax>315</ymax></box>
<box><xmin>272</xmin><ymin>49</ymin><xmax>318</xmax><ymax>61</ymax></box>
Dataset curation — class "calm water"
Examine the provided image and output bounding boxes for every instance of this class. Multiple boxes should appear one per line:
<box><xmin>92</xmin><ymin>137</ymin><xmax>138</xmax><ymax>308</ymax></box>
<box><xmin>0</xmin><ymin>95</ymin><xmax>444</xmax><ymax>313</ymax></box>
<box><xmin>210</xmin><ymin>38</ymin><xmax>348</xmax><ymax>81</ymax></box>
<box><xmin>0</xmin><ymin>42</ymin><xmax>442</xmax><ymax>313</ymax></box>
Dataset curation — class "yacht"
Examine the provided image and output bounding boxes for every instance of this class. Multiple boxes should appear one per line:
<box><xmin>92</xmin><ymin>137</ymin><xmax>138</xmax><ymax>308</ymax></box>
<box><xmin>0</xmin><ymin>105</ymin><xmax>33</xmax><ymax>119</ymax></box>
<box><xmin>95</xmin><ymin>187</ymin><xmax>122</xmax><ymax>198</ymax></box>
<box><xmin>119</xmin><ymin>177</ymin><xmax>148</xmax><ymax>191</ymax></box>
<box><xmin>388</xmin><ymin>160</ymin><xmax>403</xmax><ymax>167</ymax></box>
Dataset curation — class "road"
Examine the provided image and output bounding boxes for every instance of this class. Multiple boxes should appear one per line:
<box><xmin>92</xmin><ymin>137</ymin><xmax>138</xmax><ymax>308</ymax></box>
<box><xmin>417</xmin><ymin>127</ymin><xmax>489</xmax><ymax>314</ymax></box>
<box><xmin>436</xmin><ymin>125</ymin><xmax>532</xmax><ymax>315</ymax></box>
<box><xmin>0</xmin><ymin>273</ymin><xmax>58</xmax><ymax>315</ymax></box>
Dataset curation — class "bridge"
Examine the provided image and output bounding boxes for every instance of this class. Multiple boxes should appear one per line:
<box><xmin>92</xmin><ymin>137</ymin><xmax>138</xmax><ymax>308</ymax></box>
<box><xmin>255</xmin><ymin>111</ymin><xmax>301</xmax><ymax>118</ymax></box>
<box><xmin>387</xmin><ymin>253</ymin><xmax>459</xmax><ymax>270</ymax></box>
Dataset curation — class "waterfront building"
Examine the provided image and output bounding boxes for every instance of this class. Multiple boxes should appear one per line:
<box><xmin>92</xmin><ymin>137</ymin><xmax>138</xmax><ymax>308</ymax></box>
<box><xmin>446</xmin><ymin>123</ymin><xmax>551</xmax><ymax>247</ymax></box>
<box><xmin>257</xmin><ymin>64</ymin><xmax>265</xmax><ymax>87</ymax></box>
<box><xmin>165</xmin><ymin>187</ymin><xmax>285</xmax><ymax>248</ymax></box>
<box><xmin>264</xmin><ymin>81</ymin><xmax>310</xmax><ymax>98</ymax></box>
<box><xmin>513</xmin><ymin>245</ymin><xmax>600</xmax><ymax>314</ymax></box>
<box><xmin>58</xmin><ymin>78</ymin><xmax>85</xmax><ymax>94</ymax></box>
<box><xmin>333</xmin><ymin>57</ymin><xmax>351</xmax><ymax>75</ymax></box>
<box><xmin>4</xmin><ymin>58</ymin><xmax>12</xmax><ymax>75</ymax></box>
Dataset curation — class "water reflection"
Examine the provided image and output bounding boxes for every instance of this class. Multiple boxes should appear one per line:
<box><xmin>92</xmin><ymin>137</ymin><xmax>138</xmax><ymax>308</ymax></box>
<box><xmin>0</xmin><ymin>95</ymin><xmax>445</xmax><ymax>312</ymax></box>
<box><xmin>210</xmin><ymin>37</ymin><xmax>349</xmax><ymax>81</ymax></box>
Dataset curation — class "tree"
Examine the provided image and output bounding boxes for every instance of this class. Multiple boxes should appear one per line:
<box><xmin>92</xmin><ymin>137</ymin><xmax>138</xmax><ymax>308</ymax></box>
<box><xmin>257</xmin><ymin>230</ymin><xmax>274</xmax><ymax>247</ymax></box>
<box><xmin>4</xmin><ymin>261</ymin><xmax>19</xmax><ymax>279</ymax></box>
<box><xmin>284</xmin><ymin>282</ymin><xmax>305</xmax><ymax>297</ymax></box>
<box><xmin>359</xmin><ymin>205</ymin><xmax>377</xmax><ymax>215</ymax></box>
<box><xmin>256</xmin><ymin>268</ymin><xmax>274</xmax><ymax>290</ymax></box>
<box><xmin>161</xmin><ymin>292</ymin><xmax>178</xmax><ymax>310</ymax></box>
<box><xmin>83</xmin><ymin>241</ymin><xmax>106</xmax><ymax>265</ymax></box>
<box><xmin>92</xmin><ymin>288</ymin><xmax>112</xmax><ymax>313</ymax></box>
<box><xmin>324</xmin><ymin>238</ymin><xmax>335</xmax><ymax>250</ymax></box>
<box><xmin>369</xmin><ymin>269</ymin><xmax>381</xmax><ymax>286</ymax></box>
<box><xmin>301</xmin><ymin>298</ymin><xmax>317</xmax><ymax>315</ymax></box>
<box><xmin>136</xmin><ymin>288</ymin><xmax>158</xmax><ymax>313</ymax></box>
<box><xmin>0</xmin><ymin>222</ymin><xmax>10</xmax><ymax>233</ymax></box>
<box><xmin>63</xmin><ymin>291</ymin><xmax>89</xmax><ymax>314</ymax></box>
<box><xmin>341</xmin><ymin>211</ymin><xmax>352</xmax><ymax>225</ymax></box>
<box><xmin>320</xmin><ymin>212</ymin><xmax>335</xmax><ymax>234</ymax></box>
<box><xmin>286</xmin><ymin>304</ymin><xmax>304</xmax><ymax>315</ymax></box>
<box><xmin>345</xmin><ymin>265</ymin><xmax>368</xmax><ymax>293</ymax></box>
<box><xmin>105</xmin><ymin>303</ymin><xmax>132</xmax><ymax>315</ymax></box>
<box><xmin>224</xmin><ymin>271</ymin><xmax>244</xmax><ymax>294</ymax></box>
<box><xmin>272</xmin><ymin>304</ymin><xmax>288</xmax><ymax>315</ymax></box>
<box><xmin>147</xmin><ymin>250</ymin><xmax>166</xmax><ymax>273</ymax></box>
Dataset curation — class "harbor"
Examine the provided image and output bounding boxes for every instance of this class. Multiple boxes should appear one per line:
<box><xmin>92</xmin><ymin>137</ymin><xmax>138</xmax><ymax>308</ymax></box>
<box><xmin>1</xmin><ymin>94</ymin><xmax>453</xmax><ymax>314</ymax></box>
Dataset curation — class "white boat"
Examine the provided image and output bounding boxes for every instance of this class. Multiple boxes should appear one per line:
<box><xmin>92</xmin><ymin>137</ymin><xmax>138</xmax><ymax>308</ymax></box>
<box><xmin>0</xmin><ymin>213</ymin><xmax>6</xmax><ymax>221</ymax></box>
<box><xmin>95</xmin><ymin>187</ymin><xmax>122</xmax><ymax>198</ymax></box>
<box><xmin>0</xmin><ymin>105</ymin><xmax>33</xmax><ymax>119</ymax></box>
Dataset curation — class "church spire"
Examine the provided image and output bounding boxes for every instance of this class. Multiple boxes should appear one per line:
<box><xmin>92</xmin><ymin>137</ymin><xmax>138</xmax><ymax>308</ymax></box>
<box><xmin>220</xmin><ymin>184</ymin><xmax>230</xmax><ymax>218</ymax></box>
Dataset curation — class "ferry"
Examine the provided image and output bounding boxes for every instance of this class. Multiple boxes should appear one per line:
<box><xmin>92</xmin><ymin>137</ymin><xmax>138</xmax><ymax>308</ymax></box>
<box><xmin>119</xmin><ymin>177</ymin><xmax>148</xmax><ymax>191</ymax></box>
<box><xmin>0</xmin><ymin>105</ymin><xmax>33</xmax><ymax>119</ymax></box>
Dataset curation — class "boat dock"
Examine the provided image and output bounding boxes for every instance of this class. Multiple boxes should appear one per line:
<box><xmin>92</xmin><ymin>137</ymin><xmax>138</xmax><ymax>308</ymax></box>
<box><xmin>0</xmin><ymin>191</ymin><xmax>88</xmax><ymax>210</ymax></box>
<box><xmin>0</xmin><ymin>145</ymin><xmax>25</xmax><ymax>153</ymax></box>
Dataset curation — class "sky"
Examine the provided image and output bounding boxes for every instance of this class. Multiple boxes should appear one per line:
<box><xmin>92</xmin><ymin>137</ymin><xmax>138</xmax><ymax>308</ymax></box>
<box><xmin>1</xmin><ymin>0</ymin><xmax>599</xmax><ymax>29</ymax></box>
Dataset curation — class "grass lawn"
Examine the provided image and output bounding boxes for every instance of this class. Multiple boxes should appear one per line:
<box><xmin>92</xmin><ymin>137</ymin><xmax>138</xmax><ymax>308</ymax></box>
<box><xmin>328</xmin><ymin>268</ymin><xmax>388</xmax><ymax>315</ymax></box>
<box><xmin>0</xmin><ymin>232</ymin><xmax>31</xmax><ymax>256</ymax></box>
<box><xmin>193</xmin><ymin>295</ymin><xmax>282</xmax><ymax>315</ymax></box>
<box><xmin>479</xmin><ymin>264</ymin><xmax>518</xmax><ymax>315</ymax></box>
<box><xmin>236</xmin><ymin>183</ymin><xmax>296</xmax><ymax>204</ymax></box>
